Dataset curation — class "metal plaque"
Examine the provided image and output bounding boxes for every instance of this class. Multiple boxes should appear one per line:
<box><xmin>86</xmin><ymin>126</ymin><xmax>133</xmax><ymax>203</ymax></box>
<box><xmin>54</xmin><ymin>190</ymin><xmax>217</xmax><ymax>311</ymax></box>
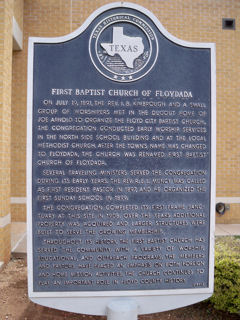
<box><xmin>27</xmin><ymin>2</ymin><xmax>216</xmax><ymax>315</ymax></box>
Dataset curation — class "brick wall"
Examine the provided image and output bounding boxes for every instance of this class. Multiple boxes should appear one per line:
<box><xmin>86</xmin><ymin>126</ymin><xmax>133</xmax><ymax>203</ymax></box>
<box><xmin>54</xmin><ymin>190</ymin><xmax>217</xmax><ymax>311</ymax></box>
<box><xmin>13</xmin><ymin>0</ymin><xmax>24</xmax><ymax>30</ymax></box>
<box><xmin>11</xmin><ymin>0</ymin><xmax>25</xmax><ymax>222</ymax></box>
<box><xmin>0</xmin><ymin>0</ymin><xmax>14</xmax><ymax>262</ymax></box>
<box><xmin>10</xmin><ymin>0</ymin><xmax>240</xmax><ymax>226</ymax></box>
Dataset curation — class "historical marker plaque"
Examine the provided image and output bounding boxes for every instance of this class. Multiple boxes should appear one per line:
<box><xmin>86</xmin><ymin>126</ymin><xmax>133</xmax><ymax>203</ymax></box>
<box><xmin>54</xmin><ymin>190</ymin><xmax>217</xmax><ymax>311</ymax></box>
<box><xmin>27</xmin><ymin>2</ymin><xmax>216</xmax><ymax>315</ymax></box>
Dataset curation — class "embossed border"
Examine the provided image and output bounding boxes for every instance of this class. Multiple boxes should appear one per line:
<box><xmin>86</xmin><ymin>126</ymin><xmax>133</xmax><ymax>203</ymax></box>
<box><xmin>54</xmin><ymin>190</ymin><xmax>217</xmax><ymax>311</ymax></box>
<box><xmin>27</xmin><ymin>1</ymin><xmax>216</xmax><ymax>315</ymax></box>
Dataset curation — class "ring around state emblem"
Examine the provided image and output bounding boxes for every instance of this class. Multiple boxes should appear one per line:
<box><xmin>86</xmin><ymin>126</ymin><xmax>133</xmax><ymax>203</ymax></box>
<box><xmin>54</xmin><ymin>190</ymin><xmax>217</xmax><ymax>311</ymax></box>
<box><xmin>89</xmin><ymin>14</ymin><xmax>158</xmax><ymax>82</ymax></box>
